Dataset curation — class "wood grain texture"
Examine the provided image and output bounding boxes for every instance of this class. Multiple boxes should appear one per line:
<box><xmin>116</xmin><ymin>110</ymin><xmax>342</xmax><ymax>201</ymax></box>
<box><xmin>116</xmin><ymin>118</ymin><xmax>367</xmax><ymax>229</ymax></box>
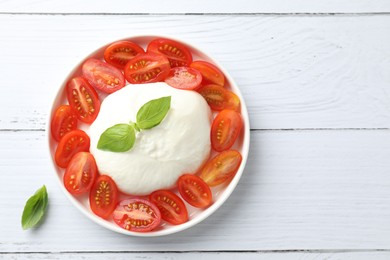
<box><xmin>0</xmin><ymin>0</ymin><xmax>390</xmax><ymax>14</ymax></box>
<box><xmin>2</xmin><ymin>130</ymin><xmax>390</xmax><ymax>252</ymax></box>
<box><xmin>2</xmin><ymin>251</ymin><xmax>390</xmax><ymax>260</ymax></box>
<box><xmin>1</xmin><ymin>15</ymin><xmax>390</xmax><ymax>130</ymax></box>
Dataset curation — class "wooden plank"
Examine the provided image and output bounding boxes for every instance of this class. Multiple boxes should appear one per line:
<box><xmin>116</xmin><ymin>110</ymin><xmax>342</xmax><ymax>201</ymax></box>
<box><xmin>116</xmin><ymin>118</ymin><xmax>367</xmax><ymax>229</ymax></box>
<box><xmin>0</xmin><ymin>0</ymin><xmax>390</xmax><ymax>14</ymax></box>
<box><xmin>1</xmin><ymin>251</ymin><xmax>390</xmax><ymax>260</ymax></box>
<box><xmin>1</xmin><ymin>15</ymin><xmax>390</xmax><ymax>130</ymax></box>
<box><xmin>2</xmin><ymin>130</ymin><xmax>390</xmax><ymax>252</ymax></box>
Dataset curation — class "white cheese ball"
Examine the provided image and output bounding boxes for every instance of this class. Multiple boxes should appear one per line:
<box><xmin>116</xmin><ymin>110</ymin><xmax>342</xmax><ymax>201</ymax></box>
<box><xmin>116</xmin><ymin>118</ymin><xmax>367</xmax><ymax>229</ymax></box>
<box><xmin>88</xmin><ymin>82</ymin><xmax>211</xmax><ymax>195</ymax></box>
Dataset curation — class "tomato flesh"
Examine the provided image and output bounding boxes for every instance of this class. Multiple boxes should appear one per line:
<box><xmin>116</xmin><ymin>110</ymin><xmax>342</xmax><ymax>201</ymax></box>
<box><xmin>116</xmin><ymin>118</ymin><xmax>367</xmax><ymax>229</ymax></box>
<box><xmin>66</xmin><ymin>77</ymin><xmax>101</xmax><ymax>124</ymax></box>
<box><xmin>54</xmin><ymin>130</ymin><xmax>90</xmax><ymax>168</ymax></box>
<box><xmin>51</xmin><ymin>105</ymin><xmax>78</xmax><ymax>142</ymax></box>
<box><xmin>149</xmin><ymin>190</ymin><xmax>188</xmax><ymax>225</ymax></box>
<box><xmin>198</xmin><ymin>84</ymin><xmax>240</xmax><ymax>111</ymax></box>
<box><xmin>147</xmin><ymin>38</ymin><xmax>192</xmax><ymax>67</ymax></box>
<box><xmin>63</xmin><ymin>152</ymin><xmax>97</xmax><ymax>195</ymax></box>
<box><xmin>190</xmin><ymin>61</ymin><xmax>225</xmax><ymax>86</ymax></box>
<box><xmin>177</xmin><ymin>174</ymin><xmax>212</xmax><ymax>208</ymax></box>
<box><xmin>200</xmin><ymin>150</ymin><xmax>242</xmax><ymax>187</ymax></box>
<box><xmin>164</xmin><ymin>66</ymin><xmax>202</xmax><ymax>90</ymax></box>
<box><xmin>89</xmin><ymin>175</ymin><xmax>119</xmax><ymax>219</ymax></box>
<box><xmin>113</xmin><ymin>199</ymin><xmax>161</xmax><ymax>232</ymax></box>
<box><xmin>124</xmin><ymin>53</ymin><xmax>170</xmax><ymax>84</ymax></box>
<box><xmin>82</xmin><ymin>58</ymin><xmax>125</xmax><ymax>94</ymax></box>
<box><xmin>104</xmin><ymin>41</ymin><xmax>145</xmax><ymax>69</ymax></box>
<box><xmin>211</xmin><ymin>109</ymin><xmax>243</xmax><ymax>152</ymax></box>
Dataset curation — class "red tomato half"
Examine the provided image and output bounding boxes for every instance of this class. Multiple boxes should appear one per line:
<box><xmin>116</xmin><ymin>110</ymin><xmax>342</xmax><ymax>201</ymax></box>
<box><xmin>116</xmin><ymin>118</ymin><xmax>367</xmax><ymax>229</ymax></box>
<box><xmin>190</xmin><ymin>61</ymin><xmax>225</xmax><ymax>87</ymax></box>
<box><xmin>104</xmin><ymin>41</ymin><xmax>145</xmax><ymax>69</ymax></box>
<box><xmin>211</xmin><ymin>109</ymin><xmax>243</xmax><ymax>152</ymax></box>
<box><xmin>164</xmin><ymin>67</ymin><xmax>202</xmax><ymax>90</ymax></box>
<box><xmin>113</xmin><ymin>199</ymin><xmax>161</xmax><ymax>232</ymax></box>
<box><xmin>198</xmin><ymin>84</ymin><xmax>240</xmax><ymax>111</ymax></box>
<box><xmin>177</xmin><ymin>174</ymin><xmax>212</xmax><ymax>208</ymax></box>
<box><xmin>51</xmin><ymin>105</ymin><xmax>78</xmax><ymax>142</ymax></box>
<box><xmin>200</xmin><ymin>150</ymin><xmax>242</xmax><ymax>187</ymax></box>
<box><xmin>149</xmin><ymin>190</ymin><xmax>188</xmax><ymax>225</ymax></box>
<box><xmin>147</xmin><ymin>38</ymin><xmax>192</xmax><ymax>67</ymax></box>
<box><xmin>82</xmin><ymin>58</ymin><xmax>125</xmax><ymax>94</ymax></box>
<box><xmin>66</xmin><ymin>77</ymin><xmax>101</xmax><ymax>124</ymax></box>
<box><xmin>63</xmin><ymin>152</ymin><xmax>97</xmax><ymax>195</ymax></box>
<box><xmin>54</xmin><ymin>130</ymin><xmax>90</xmax><ymax>168</ymax></box>
<box><xmin>89</xmin><ymin>175</ymin><xmax>119</xmax><ymax>219</ymax></box>
<box><xmin>124</xmin><ymin>53</ymin><xmax>170</xmax><ymax>84</ymax></box>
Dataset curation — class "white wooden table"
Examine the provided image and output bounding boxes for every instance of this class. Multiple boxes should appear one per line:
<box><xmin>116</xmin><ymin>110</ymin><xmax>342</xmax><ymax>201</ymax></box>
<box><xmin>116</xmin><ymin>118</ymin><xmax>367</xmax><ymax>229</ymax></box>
<box><xmin>1</xmin><ymin>1</ymin><xmax>390</xmax><ymax>259</ymax></box>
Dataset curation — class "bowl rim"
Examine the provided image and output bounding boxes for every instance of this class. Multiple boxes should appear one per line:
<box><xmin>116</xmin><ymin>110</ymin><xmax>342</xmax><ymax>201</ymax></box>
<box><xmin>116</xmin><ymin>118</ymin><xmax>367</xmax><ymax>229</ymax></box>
<box><xmin>46</xmin><ymin>34</ymin><xmax>251</xmax><ymax>237</ymax></box>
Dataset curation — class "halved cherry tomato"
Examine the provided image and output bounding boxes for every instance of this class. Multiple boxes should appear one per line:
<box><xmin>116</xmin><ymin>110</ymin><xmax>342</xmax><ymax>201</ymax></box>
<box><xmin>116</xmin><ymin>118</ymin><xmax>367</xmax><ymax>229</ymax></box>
<box><xmin>113</xmin><ymin>199</ymin><xmax>161</xmax><ymax>232</ymax></box>
<box><xmin>149</xmin><ymin>190</ymin><xmax>188</xmax><ymax>225</ymax></box>
<box><xmin>51</xmin><ymin>105</ymin><xmax>78</xmax><ymax>142</ymax></box>
<box><xmin>147</xmin><ymin>38</ymin><xmax>192</xmax><ymax>67</ymax></box>
<box><xmin>66</xmin><ymin>77</ymin><xmax>101</xmax><ymax>124</ymax></box>
<box><xmin>211</xmin><ymin>110</ymin><xmax>243</xmax><ymax>152</ymax></box>
<box><xmin>224</xmin><ymin>91</ymin><xmax>240</xmax><ymax>111</ymax></box>
<box><xmin>54</xmin><ymin>129</ymin><xmax>90</xmax><ymax>168</ymax></box>
<box><xmin>190</xmin><ymin>61</ymin><xmax>225</xmax><ymax>86</ymax></box>
<box><xmin>104</xmin><ymin>41</ymin><xmax>145</xmax><ymax>69</ymax></box>
<box><xmin>63</xmin><ymin>152</ymin><xmax>97</xmax><ymax>195</ymax></box>
<box><xmin>200</xmin><ymin>150</ymin><xmax>242</xmax><ymax>187</ymax></box>
<box><xmin>89</xmin><ymin>175</ymin><xmax>119</xmax><ymax>219</ymax></box>
<box><xmin>198</xmin><ymin>84</ymin><xmax>240</xmax><ymax>111</ymax></box>
<box><xmin>177</xmin><ymin>174</ymin><xmax>212</xmax><ymax>208</ymax></box>
<box><xmin>164</xmin><ymin>66</ymin><xmax>202</xmax><ymax>90</ymax></box>
<box><xmin>82</xmin><ymin>58</ymin><xmax>125</xmax><ymax>94</ymax></box>
<box><xmin>124</xmin><ymin>53</ymin><xmax>170</xmax><ymax>84</ymax></box>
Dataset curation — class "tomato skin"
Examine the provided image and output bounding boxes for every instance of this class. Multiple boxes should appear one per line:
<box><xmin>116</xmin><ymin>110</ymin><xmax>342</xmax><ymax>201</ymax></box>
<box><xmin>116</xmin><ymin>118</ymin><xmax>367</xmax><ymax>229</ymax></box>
<box><xmin>51</xmin><ymin>105</ymin><xmax>78</xmax><ymax>142</ymax></box>
<box><xmin>89</xmin><ymin>175</ymin><xmax>119</xmax><ymax>219</ymax></box>
<box><xmin>224</xmin><ymin>91</ymin><xmax>241</xmax><ymax>111</ymax></box>
<box><xmin>147</xmin><ymin>38</ymin><xmax>193</xmax><ymax>67</ymax></box>
<box><xmin>149</xmin><ymin>190</ymin><xmax>188</xmax><ymax>225</ymax></box>
<box><xmin>63</xmin><ymin>152</ymin><xmax>97</xmax><ymax>195</ymax></box>
<box><xmin>177</xmin><ymin>174</ymin><xmax>212</xmax><ymax>208</ymax></box>
<box><xmin>211</xmin><ymin>110</ymin><xmax>243</xmax><ymax>152</ymax></box>
<box><xmin>190</xmin><ymin>61</ymin><xmax>225</xmax><ymax>87</ymax></box>
<box><xmin>55</xmin><ymin>130</ymin><xmax>90</xmax><ymax>168</ymax></box>
<box><xmin>82</xmin><ymin>58</ymin><xmax>126</xmax><ymax>94</ymax></box>
<box><xmin>200</xmin><ymin>150</ymin><xmax>242</xmax><ymax>187</ymax></box>
<box><xmin>66</xmin><ymin>77</ymin><xmax>101</xmax><ymax>124</ymax></box>
<box><xmin>113</xmin><ymin>199</ymin><xmax>161</xmax><ymax>232</ymax></box>
<box><xmin>164</xmin><ymin>66</ymin><xmax>202</xmax><ymax>90</ymax></box>
<box><xmin>104</xmin><ymin>41</ymin><xmax>145</xmax><ymax>69</ymax></box>
<box><xmin>198</xmin><ymin>84</ymin><xmax>240</xmax><ymax>111</ymax></box>
<box><xmin>124</xmin><ymin>53</ymin><xmax>170</xmax><ymax>84</ymax></box>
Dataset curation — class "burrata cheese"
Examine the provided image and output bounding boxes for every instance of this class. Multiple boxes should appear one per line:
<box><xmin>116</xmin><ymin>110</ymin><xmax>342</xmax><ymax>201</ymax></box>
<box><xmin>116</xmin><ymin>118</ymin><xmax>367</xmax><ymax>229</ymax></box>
<box><xmin>88</xmin><ymin>82</ymin><xmax>211</xmax><ymax>195</ymax></box>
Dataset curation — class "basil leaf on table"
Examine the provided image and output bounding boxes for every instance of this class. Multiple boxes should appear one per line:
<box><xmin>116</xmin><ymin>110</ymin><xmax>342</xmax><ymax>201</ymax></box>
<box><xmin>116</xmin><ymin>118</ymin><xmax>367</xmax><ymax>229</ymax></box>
<box><xmin>97</xmin><ymin>124</ymin><xmax>136</xmax><ymax>152</ymax></box>
<box><xmin>136</xmin><ymin>96</ymin><xmax>171</xmax><ymax>130</ymax></box>
<box><xmin>21</xmin><ymin>185</ymin><xmax>48</xmax><ymax>230</ymax></box>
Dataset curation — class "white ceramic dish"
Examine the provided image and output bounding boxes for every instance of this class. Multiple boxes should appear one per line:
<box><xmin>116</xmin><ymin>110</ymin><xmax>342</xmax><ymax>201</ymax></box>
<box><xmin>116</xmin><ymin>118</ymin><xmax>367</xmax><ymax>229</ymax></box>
<box><xmin>47</xmin><ymin>35</ymin><xmax>250</xmax><ymax>237</ymax></box>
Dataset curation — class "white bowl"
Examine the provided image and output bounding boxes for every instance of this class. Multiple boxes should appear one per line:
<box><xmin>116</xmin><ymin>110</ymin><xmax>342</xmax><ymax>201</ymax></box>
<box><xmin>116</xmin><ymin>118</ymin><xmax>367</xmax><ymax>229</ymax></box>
<box><xmin>47</xmin><ymin>35</ymin><xmax>250</xmax><ymax>237</ymax></box>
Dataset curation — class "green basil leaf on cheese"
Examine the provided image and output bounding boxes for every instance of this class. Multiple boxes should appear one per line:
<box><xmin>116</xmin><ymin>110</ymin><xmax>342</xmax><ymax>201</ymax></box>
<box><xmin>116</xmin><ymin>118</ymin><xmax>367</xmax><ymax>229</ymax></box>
<box><xmin>136</xmin><ymin>96</ymin><xmax>171</xmax><ymax>130</ymax></box>
<box><xmin>97</xmin><ymin>124</ymin><xmax>136</xmax><ymax>152</ymax></box>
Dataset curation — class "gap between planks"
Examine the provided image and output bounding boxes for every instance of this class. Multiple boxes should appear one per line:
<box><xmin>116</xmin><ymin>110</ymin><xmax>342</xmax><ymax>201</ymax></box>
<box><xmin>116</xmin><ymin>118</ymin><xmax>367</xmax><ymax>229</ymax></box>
<box><xmin>1</xmin><ymin>12</ymin><xmax>390</xmax><ymax>16</ymax></box>
<box><xmin>1</xmin><ymin>249</ymin><xmax>390</xmax><ymax>254</ymax></box>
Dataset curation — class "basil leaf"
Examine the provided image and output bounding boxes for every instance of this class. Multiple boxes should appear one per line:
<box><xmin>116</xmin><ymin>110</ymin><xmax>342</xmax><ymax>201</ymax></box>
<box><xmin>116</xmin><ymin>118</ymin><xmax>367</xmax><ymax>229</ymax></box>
<box><xmin>97</xmin><ymin>124</ymin><xmax>136</xmax><ymax>152</ymax></box>
<box><xmin>129</xmin><ymin>121</ymin><xmax>140</xmax><ymax>132</ymax></box>
<box><xmin>21</xmin><ymin>185</ymin><xmax>48</xmax><ymax>230</ymax></box>
<box><xmin>136</xmin><ymin>96</ymin><xmax>171</xmax><ymax>130</ymax></box>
